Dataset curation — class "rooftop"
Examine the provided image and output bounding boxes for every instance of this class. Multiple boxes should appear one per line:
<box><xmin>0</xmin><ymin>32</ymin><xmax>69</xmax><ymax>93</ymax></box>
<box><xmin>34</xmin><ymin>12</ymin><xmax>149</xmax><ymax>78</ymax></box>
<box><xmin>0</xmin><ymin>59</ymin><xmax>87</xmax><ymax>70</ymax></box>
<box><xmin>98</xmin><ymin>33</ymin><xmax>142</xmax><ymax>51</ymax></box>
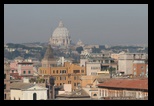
<box><xmin>43</xmin><ymin>45</ymin><xmax>54</xmax><ymax>60</ymax></box>
<box><xmin>10</xmin><ymin>82</ymin><xmax>35</xmax><ymax>90</ymax></box>
<box><xmin>56</xmin><ymin>89</ymin><xmax>90</xmax><ymax>98</ymax></box>
<box><xmin>97</xmin><ymin>78</ymin><xmax>148</xmax><ymax>90</ymax></box>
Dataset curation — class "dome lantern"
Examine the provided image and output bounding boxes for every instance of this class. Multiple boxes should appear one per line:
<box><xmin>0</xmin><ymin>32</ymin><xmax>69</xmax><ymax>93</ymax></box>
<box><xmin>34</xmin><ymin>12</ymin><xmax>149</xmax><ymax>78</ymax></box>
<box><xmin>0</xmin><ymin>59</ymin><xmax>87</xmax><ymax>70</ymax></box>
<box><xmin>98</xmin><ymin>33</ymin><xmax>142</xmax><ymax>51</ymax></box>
<box><xmin>58</xmin><ymin>21</ymin><xmax>64</xmax><ymax>27</ymax></box>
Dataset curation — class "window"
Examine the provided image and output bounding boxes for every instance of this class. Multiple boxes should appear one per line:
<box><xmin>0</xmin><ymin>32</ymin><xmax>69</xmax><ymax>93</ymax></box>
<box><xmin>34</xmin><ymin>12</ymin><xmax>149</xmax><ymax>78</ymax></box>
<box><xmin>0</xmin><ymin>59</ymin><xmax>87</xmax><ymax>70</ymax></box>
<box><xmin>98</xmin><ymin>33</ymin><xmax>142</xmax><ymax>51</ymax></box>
<box><xmin>12</xmin><ymin>70</ymin><xmax>14</xmax><ymax>73</ymax></box>
<box><xmin>56</xmin><ymin>70</ymin><xmax>58</xmax><ymax>73</ymax></box>
<box><xmin>4</xmin><ymin>74</ymin><xmax>6</xmax><ymax>79</ymax></box>
<box><xmin>23</xmin><ymin>71</ymin><xmax>26</xmax><ymax>74</ymax></box>
<box><xmin>81</xmin><ymin>70</ymin><xmax>84</xmax><ymax>73</ymax></box>
<box><xmin>74</xmin><ymin>83</ymin><xmax>76</xmax><ymax>86</ymax></box>
<box><xmin>19</xmin><ymin>98</ymin><xmax>20</xmax><ymax>100</ymax></box>
<box><xmin>53</xmin><ymin>70</ymin><xmax>55</xmax><ymax>73</ymax></box>
<box><xmin>60</xmin><ymin>77</ymin><xmax>62</xmax><ymax>80</ymax></box>
<box><xmin>4</xmin><ymin>84</ymin><xmax>6</xmax><ymax>89</ymax></box>
<box><xmin>91</xmin><ymin>72</ymin><xmax>97</xmax><ymax>75</ymax></box>
<box><xmin>60</xmin><ymin>83</ymin><xmax>62</xmax><ymax>85</ymax></box>
<box><xmin>73</xmin><ymin>70</ymin><xmax>80</xmax><ymax>73</ymax></box>
<box><xmin>99</xmin><ymin>90</ymin><xmax>101</xmax><ymax>96</ymax></box>
<box><xmin>141</xmin><ymin>66</ymin><xmax>144</xmax><ymax>70</ymax></box>
<box><xmin>91</xmin><ymin>67</ymin><xmax>100</xmax><ymax>70</ymax></box>
<box><xmin>28</xmin><ymin>71</ymin><xmax>31</xmax><ymax>74</ymax></box>
<box><xmin>74</xmin><ymin>76</ymin><xmax>76</xmax><ymax>80</ymax></box>
<box><xmin>93</xmin><ymin>94</ymin><xmax>97</xmax><ymax>96</ymax></box>
<box><xmin>77</xmin><ymin>83</ymin><xmax>80</xmax><ymax>86</ymax></box>
<box><xmin>14</xmin><ymin>97</ymin><xmax>16</xmax><ymax>100</ymax></box>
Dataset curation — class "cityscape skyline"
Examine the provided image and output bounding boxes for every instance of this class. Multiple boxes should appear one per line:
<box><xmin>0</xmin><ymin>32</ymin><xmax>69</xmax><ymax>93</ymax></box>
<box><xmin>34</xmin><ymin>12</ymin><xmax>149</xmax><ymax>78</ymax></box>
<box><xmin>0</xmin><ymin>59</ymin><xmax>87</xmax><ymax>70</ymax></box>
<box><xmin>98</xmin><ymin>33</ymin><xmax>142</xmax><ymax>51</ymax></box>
<box><xmin>4</xmin><ymin>4</ymin><xmax>148</xmax><ymax>45</ymax></box>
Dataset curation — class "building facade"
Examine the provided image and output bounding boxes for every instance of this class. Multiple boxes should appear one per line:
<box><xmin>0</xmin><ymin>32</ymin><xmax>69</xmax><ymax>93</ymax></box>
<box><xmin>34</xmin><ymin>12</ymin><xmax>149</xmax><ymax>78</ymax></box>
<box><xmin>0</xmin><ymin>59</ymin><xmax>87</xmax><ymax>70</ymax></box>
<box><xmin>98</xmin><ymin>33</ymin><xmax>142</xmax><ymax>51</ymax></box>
<box><xmin>133</xmin><ymin>60</ymin><xmax>147</xmax><ymax>76</ymax></box>
<box><xmin>49</xmin><ymin>21</ymin><xmax>71</xmax><ymax>48</ymax></box>
<box><xmin>97</xmin><ymin>78</ymin><xmax>148</xmax><ymax>100</ymax></box>
<box><xmin>10</xmin><ymin>82</ymin><xmax>48</xmax><ymax>100</ymax></box>
<box><xmin>86</xmin><ymin>62</ymin><xmax>101</xmax><ymax>76</ymax></box>
<box><xmin>80</xmin><ymin>52</ymin><xmax>118</xmax><ymax>73</ymax></box>
<box><xmin>4</xmin><ymin>62</ymin><xmax>10</xmax><ymax>100</ymax></box>
<box><xmin>39</xmin><ymin>62</ymin><xmax>86</xmax><ymax>91</ymax></box>
<box><xmin>111</xmin><ymin>53</ymin><xmax>120</xmax><ymax>60</ymax></box>
<box><xmin>38</xmin><ymin>45</ymin><xmax>86</xmax><ymax>91</ymax></box>
<box><xmin>18</xmin><ymin>62</ymin><xmax>34</xmax><ymax>77</ymax></box>
<box><xmin>118</xmin><ymin>53</ymin><xmax>148</xmax><ymax>75</ymax></box>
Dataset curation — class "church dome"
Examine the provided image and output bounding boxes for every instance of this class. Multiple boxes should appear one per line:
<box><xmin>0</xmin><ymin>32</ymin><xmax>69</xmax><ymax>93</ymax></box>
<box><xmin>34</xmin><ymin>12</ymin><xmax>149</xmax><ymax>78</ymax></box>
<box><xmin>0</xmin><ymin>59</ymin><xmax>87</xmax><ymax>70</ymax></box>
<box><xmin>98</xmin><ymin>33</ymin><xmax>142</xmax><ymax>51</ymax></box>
<box><xmin>52</xmin><ymin>21</ymin><xmax>69</xmax><ymax>38</ymax></box>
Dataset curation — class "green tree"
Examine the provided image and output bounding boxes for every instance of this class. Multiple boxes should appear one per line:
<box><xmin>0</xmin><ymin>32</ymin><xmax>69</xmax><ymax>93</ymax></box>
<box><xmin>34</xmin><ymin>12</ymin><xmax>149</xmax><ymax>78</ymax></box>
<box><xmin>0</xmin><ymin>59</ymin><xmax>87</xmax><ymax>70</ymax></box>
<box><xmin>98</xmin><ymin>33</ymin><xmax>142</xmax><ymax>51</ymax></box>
<box><xmin>76</xmin><ymin>46</ymin><xmax>83</xmax><ymax>54</ymax></box>
<box><xmin>108</xmin><ymin>66</ymin><xmax>116</xmax><ymax>78</ymax></box>
<box><xmin>92</xmin><ymin>47</ymin><xmax>101</xmax><ymax>53</ymax></box>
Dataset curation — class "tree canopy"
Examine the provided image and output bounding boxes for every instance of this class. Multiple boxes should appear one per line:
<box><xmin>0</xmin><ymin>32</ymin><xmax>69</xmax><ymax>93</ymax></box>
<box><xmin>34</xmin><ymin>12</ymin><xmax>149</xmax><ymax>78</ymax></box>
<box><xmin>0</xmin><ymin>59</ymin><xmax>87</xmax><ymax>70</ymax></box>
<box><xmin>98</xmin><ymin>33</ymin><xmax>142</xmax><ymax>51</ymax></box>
<box><xmin>76</xmin><ymin>46</ymin><xmax>83</xmax><ymax>54</ymax></box>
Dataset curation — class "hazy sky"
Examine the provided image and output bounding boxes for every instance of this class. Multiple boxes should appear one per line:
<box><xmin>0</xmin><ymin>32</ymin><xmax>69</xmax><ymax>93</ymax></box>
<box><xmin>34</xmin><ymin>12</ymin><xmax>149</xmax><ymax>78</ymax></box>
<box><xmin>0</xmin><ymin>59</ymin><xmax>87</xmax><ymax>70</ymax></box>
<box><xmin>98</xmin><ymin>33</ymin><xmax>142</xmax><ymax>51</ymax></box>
<box><xmin>4</xmin><ymin>4</ymin><xmax>148</xmax><ymax>45</ymax></box>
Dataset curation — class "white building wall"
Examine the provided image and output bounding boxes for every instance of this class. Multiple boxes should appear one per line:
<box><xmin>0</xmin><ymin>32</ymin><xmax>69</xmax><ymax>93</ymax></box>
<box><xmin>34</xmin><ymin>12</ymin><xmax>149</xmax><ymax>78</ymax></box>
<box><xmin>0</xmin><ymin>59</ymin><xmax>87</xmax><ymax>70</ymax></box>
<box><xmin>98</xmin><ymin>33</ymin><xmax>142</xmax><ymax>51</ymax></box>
<box><xmin>118</xmin><ymin>59</ymin><xmax>133</xmax><ymax>75</ymax></box>
<box><xmin>126</xmin><ymin>60</ymin><xmax>133</xmax><ymax>74</ymax></box>
<box><xmin>86</xmin><ymin>62</ymin><xmax>101</xmax><ymax>76</ymax></box>
<box><xmin>118</xmin><ymin>53</ymin><xmax>148</xmax><ymax>75</ymax></box>
<box><xmin>11</xmin><ymin>90</ymin><xmax>23</xmax><ymax>100</ymax></box>
<box><xmin>23</xmin><ymin>90</ymin><xmax>47</xmax><ymax>100</ymax></box>
<box><xmin>11</xmin><ymin>85</ymin><xmax>48</xmax><ymax>100</ymax></box>
<box><xmin>118</xmin><ymin>60</ymin><xmax>125</xmax><ymax>73</ymax></box>
<box><xmin>18</xmin><ymin>64</ymin><xmax>21</xmax><ymax>75</ymax></box>
<box><xmin>80</xmin><ymin>59</ymin><xmax>88</xmax><ymax>67</ymax></box>
<box><xmin>64</xmin><ymin>84</ymin><xmax>72</xmax><ymax>92</ymax></box>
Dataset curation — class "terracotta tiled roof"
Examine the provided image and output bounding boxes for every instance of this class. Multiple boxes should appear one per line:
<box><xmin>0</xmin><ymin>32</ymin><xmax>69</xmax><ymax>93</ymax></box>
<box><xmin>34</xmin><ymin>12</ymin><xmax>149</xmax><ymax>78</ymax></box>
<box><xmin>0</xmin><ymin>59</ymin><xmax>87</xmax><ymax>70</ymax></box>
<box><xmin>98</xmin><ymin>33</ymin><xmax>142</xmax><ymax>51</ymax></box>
<box><xmin>97</xmin><ymin>78</ymin><xmax>148</xmax><ymax>90</ymax></box>
<box><xmin>10</xmin><ymin>82</ymin><xmax>35</xmax><ymax>90</ymax></box>
<box><xmin>95</xmin><ymin>78</ymin><xmax>110</xmax><ymax>83</ymax></box>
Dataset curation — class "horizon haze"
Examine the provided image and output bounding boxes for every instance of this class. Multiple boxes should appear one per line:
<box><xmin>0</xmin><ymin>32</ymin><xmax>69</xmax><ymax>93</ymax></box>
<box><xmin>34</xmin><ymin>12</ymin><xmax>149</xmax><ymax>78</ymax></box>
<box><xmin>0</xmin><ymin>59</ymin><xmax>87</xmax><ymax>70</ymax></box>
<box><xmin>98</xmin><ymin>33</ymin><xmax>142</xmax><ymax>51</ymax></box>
<box><xmin>4</xmin><ymin>4</ymin><xmax>148</xmax><ymax>46</ymax></box>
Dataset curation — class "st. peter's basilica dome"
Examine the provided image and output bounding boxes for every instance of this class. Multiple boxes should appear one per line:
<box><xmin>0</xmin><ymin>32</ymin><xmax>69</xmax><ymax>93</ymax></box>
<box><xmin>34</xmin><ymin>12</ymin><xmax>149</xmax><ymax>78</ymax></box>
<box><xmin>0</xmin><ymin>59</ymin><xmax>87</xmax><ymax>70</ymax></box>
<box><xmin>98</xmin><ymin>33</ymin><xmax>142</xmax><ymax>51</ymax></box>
<box><xmin>50</xmin><ymin>21</ymin><xmax>71</xmax><ymax>47</ymax></box>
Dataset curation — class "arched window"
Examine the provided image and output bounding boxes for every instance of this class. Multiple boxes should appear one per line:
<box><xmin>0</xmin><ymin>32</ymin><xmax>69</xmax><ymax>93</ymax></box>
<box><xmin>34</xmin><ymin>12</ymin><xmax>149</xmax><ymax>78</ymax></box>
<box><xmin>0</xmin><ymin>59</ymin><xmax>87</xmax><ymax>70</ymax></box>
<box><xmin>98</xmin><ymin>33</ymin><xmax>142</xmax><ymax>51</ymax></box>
<box><xmin>93</xmin><ymin>94</ymin><xmax>97</xmax><ymax>96</ymax></box>
<box><xmin>33</xmin><ymin>93</ymin><xmax>37</xmax><ymax>100</ymax></box>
